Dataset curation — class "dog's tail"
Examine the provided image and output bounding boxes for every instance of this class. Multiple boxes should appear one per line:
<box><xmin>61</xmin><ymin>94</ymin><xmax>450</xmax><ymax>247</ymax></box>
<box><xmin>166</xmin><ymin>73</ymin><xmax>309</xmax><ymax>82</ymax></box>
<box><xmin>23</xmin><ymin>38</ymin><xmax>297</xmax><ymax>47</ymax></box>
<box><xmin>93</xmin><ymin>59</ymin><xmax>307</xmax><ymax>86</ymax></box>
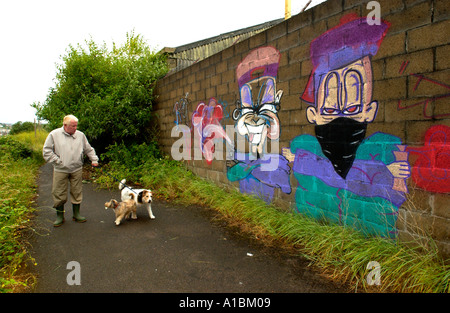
<box><xmin>119</xmin><ymin>179</ymin><xmax>127</xmax><ymax>191</ymax></box>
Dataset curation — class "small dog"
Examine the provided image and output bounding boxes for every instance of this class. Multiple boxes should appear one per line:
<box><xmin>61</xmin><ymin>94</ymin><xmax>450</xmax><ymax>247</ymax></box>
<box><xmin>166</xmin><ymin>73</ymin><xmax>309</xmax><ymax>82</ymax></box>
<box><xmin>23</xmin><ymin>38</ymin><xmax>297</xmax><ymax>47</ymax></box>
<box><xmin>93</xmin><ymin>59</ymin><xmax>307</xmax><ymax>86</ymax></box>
<box><xmin>119</xmin><ymin>179</ymin><xmax>155</xmax><ymax>220</ymax></box>
<box><xmin>105</xmin><ymin>193</ymin><xmax>137</xmax><ymax>226</ymax></box>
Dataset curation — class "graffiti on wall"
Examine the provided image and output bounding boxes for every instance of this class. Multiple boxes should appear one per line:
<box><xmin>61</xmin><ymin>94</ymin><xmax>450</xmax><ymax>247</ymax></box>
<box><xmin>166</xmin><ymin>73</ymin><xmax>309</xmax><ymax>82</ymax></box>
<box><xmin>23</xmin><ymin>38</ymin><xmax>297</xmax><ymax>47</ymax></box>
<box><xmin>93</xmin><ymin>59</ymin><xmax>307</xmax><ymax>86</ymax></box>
<box><xmin>282</xmin><ymin>14</ymin><xmax>411</xmax><ymax>238</ymax></box>
<box><xmin>174</xmin><ymin>92</ymin><xmax>190</xmax><ymax>129</ymax></box>
<box><xmin>217</xmin><ymin>98</ymin><xmax>235</xmax><ymax>123</ymax></box>
<box><xmin>167</xmin><ymin>6</ymin><xmax>450</xmax><ymax>245</ymax></box>
<box><xmin>226</xmin><ymin>46</ymin><xmax>291</xmax><ymax>203</ymax></box>
<box><xmin>407</xmin><ymin>125</ymin><xmax>450</xmax><ymax>193</ymax></box>
<box><xmin>192</xmin><ymin>97</ymin><xmax>232</xmax><ymax>165</ymax></box>
<box><xmin>397</xmin><ymin>71</ymin><xmax>450</xmax><ymax>119</ymax></box>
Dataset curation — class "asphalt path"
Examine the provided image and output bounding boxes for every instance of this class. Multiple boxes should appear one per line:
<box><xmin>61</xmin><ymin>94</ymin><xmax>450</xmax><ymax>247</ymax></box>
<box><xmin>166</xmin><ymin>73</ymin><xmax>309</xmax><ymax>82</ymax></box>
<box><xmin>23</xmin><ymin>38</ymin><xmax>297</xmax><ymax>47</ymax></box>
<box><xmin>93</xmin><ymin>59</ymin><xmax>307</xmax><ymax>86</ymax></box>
<box><xmin>29</xmin><ymin>163</ymin><xmax>347</xmax><ymax>293</ymax></box>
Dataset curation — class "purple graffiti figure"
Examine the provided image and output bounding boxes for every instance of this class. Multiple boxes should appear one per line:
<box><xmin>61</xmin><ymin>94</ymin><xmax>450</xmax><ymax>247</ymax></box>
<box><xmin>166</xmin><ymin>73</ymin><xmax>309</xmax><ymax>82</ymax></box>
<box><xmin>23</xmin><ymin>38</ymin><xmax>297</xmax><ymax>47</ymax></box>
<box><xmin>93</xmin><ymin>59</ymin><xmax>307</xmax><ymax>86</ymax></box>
<box><xmin>283</xmin><ymin>14</ymin><xmax>410</xmax><ymax>238</ymax></box>
<box><xmin>227</xmin><ymin>46</ymin><xmax>291</xmax><ymax>203</ymax></box>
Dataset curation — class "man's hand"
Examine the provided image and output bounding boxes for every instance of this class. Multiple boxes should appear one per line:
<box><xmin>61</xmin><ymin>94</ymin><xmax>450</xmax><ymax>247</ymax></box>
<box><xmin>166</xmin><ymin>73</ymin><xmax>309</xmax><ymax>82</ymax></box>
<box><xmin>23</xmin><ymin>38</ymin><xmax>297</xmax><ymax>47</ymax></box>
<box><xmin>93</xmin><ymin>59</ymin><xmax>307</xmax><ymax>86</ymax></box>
<box><xmin>92</xmin><ymin>162</ymin><xmax>99</xmax><ymax>168</ymax></box>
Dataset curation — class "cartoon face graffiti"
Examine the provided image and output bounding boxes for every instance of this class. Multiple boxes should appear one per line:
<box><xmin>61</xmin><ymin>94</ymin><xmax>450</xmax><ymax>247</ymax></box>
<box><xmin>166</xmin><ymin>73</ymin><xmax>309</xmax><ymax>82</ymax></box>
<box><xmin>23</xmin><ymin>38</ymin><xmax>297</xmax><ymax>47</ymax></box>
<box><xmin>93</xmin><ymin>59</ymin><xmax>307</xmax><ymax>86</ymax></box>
<box><xmin>227</xmin><ymin>46</ymin><xmax>291</xmax><ymax>204</ymax></box>
<box><xmin>306</xmin><ymin>56</ymin><xmax>378</xmax><ymax>126</ymax></box>
<box><xmin>283</xmin><ymin>14</ymin><xmax>411</xmax><ymax>238</ymax></box>
<box><xmin>305</xmin><ymin>56</ymin><xmax>379</xmax><ymax>178</ymax></box>
<box><xmin>233</xmin><ymin>46</ymin><xmax>282</xmax><ymax>156</ymax></box>
<box><xmin>299</xmin><ymin>14</ymin><xmax>389</xmax><ymax>179</ymax></box>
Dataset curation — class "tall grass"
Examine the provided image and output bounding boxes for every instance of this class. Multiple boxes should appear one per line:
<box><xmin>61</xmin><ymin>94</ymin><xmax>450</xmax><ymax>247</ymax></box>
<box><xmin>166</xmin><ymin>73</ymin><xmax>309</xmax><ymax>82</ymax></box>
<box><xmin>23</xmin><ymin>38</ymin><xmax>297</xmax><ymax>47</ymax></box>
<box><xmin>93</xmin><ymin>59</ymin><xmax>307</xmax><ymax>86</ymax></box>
<box><xmin>96</xmin><ymin>150</ymin><xmax>449</xmax><ymax>293</ymax></box>
<box><xmin>11</xmin><ymin>130</ymin><xmax>48</xmax><ymax>154</ymax></box>
<box><xmin>0</xmin><ymin>130</ymin><xmax>46</xmax><ymax>292</ymax></box>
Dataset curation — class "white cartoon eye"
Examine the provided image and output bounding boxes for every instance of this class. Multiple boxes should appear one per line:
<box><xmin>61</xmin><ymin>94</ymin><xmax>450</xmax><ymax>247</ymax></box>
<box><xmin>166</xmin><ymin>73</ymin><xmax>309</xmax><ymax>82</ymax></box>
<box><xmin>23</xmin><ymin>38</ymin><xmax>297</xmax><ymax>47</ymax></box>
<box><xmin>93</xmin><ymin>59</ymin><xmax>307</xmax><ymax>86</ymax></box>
<box><xmin>241</xmin><ymin>108</ymin><xmax>254</xmax><ymax>115</ymax></box>
<box><xmin>259</xmin><ymin>104</ymin><xmax>277</xmax><ymax>114</ymax></box>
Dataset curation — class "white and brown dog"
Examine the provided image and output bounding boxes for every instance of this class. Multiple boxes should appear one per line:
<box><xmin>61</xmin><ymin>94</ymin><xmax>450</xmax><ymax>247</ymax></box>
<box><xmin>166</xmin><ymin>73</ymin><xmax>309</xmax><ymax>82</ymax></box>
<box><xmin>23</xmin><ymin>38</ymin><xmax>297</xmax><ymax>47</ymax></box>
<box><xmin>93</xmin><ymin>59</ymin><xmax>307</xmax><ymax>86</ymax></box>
<box><xmin>119</xmin><ymin>179</ymin><xmax>154</xmax><ymax>220</ymax></box>
<box><xmin>105</xmin><ymin>194</ymin><xmax>137</xmax><ymax>226</ymax></box>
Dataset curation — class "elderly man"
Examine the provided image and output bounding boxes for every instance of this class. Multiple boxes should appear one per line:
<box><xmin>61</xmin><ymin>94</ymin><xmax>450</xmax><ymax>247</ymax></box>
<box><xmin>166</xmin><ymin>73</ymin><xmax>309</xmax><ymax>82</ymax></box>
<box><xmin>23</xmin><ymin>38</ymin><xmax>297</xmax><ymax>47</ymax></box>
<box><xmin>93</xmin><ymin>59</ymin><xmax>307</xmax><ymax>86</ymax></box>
<box><xmin>43</xmin><ymin>115</ymin><xmax>99</xmax><ymax>227</ymax></box>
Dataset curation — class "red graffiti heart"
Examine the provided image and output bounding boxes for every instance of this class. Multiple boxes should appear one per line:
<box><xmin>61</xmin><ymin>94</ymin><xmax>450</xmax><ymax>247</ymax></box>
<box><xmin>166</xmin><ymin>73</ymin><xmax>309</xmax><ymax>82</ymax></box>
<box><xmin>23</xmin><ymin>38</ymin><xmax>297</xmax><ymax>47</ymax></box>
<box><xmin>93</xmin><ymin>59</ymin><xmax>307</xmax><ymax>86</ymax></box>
<box><xmin>407</xmin><ymin>125</ymin><xmax>450</xmax><ymax>193</ymax></box>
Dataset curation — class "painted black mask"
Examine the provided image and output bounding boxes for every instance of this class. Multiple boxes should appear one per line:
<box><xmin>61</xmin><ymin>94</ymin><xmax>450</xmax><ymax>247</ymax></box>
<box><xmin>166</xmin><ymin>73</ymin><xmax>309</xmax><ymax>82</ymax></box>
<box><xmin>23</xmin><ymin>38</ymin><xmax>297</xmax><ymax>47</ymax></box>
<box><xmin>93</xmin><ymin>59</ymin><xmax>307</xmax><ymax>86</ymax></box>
<box><xmin>315</xmin><ymin>117</ymin><xmax>367</xmax><ymax>179</ymax></box>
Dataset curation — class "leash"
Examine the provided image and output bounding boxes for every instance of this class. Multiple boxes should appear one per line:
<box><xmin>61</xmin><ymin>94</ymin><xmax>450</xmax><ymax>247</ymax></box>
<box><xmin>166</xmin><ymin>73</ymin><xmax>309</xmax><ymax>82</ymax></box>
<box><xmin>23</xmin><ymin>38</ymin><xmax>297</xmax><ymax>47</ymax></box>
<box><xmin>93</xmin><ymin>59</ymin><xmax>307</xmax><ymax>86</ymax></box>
<box><xmin>95</xmin><ymin>165</ymin><xmax>138</xmax><ymax>195</ymax></box>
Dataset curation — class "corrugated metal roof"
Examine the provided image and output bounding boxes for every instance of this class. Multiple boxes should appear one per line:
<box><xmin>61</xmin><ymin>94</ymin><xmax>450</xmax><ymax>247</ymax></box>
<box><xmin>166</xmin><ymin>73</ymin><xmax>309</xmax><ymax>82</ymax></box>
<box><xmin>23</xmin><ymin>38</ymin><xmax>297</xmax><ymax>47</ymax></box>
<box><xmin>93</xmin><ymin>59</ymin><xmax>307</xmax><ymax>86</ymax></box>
<box><xmin>161</xmin><ymin>18</ymin><xmax>284</xmax><ymax>74</ymax></box>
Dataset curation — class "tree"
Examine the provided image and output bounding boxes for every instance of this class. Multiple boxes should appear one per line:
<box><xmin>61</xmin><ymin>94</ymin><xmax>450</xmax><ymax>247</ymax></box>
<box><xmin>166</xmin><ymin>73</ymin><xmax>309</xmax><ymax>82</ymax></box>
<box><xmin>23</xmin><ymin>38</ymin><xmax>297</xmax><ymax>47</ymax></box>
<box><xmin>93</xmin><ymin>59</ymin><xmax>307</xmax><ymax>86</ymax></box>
<box><xmin>9</xmin><ymin>121</ymin><xmax>34</xmax><ymax>135</ymax></box>
<box><xmin>32</xmin><ymin>31</ymin><xmax>168</xmax><ymax>152</ymax></box>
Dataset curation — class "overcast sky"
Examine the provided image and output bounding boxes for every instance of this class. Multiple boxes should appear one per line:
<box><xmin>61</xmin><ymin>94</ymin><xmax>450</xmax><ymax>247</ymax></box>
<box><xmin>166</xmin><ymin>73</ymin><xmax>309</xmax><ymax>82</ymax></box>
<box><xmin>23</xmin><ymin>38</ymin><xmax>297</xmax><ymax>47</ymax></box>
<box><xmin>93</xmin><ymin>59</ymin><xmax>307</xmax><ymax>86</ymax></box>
<box><xmin>0</xmin><ymin>0</ymin><xmax>326</xmax><ymax>124</ymax></box>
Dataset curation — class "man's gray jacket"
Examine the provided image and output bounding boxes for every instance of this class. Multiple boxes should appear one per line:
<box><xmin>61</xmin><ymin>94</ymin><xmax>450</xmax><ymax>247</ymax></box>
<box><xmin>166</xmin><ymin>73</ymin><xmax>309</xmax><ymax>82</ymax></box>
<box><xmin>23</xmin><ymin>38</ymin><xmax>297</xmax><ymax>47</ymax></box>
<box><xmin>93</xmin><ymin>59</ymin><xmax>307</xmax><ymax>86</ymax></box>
<box><xmin>43</xmin><ymin>127</ymin><xmax>98</xmax><ymax>173</ymax></box>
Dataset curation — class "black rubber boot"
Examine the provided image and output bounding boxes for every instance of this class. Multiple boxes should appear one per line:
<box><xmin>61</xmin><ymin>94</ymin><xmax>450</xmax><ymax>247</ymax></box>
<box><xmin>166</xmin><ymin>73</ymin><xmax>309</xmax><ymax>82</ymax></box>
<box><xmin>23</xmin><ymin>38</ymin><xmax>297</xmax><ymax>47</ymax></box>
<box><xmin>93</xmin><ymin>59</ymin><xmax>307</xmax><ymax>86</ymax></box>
<box><xmin>53</xmin><ymin>205</ymin><xmax>65</xmax><ymax>227</ymax></box>
<box><xmin>72</xmin><ymin>203</ymin><xmax>86</xmax><ymax>223</ymax></box>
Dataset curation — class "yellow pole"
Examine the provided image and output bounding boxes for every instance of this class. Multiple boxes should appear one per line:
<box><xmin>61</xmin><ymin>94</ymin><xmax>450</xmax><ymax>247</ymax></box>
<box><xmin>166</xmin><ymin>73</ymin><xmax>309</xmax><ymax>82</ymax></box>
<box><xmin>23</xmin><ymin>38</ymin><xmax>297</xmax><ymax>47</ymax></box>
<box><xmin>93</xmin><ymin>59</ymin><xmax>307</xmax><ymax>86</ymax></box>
<box><xmin>285</xmin><ymin>0</ymin><xmax>291</xmax><ymax>20</ymax></box>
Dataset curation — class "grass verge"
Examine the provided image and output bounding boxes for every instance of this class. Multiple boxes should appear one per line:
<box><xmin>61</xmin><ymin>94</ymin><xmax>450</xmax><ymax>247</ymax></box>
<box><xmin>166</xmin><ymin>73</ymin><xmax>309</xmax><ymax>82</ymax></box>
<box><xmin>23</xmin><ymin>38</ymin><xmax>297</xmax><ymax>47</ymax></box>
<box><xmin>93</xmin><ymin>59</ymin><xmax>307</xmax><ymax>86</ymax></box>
<box><xmin>0</xmin><ymin>131</ymin><xmax>46</xmax><ymax>292</ymax></box>
<box><xmin>95</xmin><ymin>152</ymin><xmax>449</xmax><ymax>293</ymax></box>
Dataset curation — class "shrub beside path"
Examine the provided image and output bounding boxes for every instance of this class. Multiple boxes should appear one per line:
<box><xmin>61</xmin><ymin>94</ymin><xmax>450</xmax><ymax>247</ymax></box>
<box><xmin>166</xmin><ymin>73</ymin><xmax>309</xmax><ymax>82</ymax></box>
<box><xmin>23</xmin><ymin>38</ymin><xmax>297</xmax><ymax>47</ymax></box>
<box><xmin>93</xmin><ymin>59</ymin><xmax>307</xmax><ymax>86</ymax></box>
<box><xmin>29</xmin><ymin>163</ymin><xmax>347</xmax><ymax>293</ymax></box>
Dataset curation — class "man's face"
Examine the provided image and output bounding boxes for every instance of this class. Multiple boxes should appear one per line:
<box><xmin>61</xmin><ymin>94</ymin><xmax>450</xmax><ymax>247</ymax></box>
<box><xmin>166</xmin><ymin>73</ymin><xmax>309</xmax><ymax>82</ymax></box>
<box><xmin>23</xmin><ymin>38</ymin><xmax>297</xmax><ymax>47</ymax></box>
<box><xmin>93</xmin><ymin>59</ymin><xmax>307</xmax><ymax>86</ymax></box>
<box><xmin>64</xmin><ymin>120</ymin><xmax>78</xmax><ymax>135</ymax></box>
<box><xmin>306</xmin><ymin>56</ymin><xmax>378</xmax><ymax>125</ymax></box>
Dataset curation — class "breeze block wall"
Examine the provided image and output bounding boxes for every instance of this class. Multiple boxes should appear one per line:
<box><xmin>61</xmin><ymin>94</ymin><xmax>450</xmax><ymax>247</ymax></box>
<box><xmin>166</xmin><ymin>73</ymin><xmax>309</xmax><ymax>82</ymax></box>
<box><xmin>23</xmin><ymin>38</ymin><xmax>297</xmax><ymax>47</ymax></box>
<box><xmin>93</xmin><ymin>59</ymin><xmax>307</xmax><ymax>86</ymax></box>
<box><xmin>154</xmin><ymin>0</ymin><xmax>450</xmax><ymax>260</ymax></box>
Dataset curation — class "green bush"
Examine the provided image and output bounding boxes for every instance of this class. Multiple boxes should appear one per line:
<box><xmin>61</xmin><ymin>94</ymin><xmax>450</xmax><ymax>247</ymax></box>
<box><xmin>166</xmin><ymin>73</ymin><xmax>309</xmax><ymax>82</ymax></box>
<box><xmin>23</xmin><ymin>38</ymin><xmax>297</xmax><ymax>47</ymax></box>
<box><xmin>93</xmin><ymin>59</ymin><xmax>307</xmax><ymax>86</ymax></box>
<box><xmin>9</xmin><ymin>122</ymin><xmax>34</xmax><ymax>135</ymax></box>
<box><xmin>102</xmin><ymin>141</ymin><xmax>162</xmax><ymax>169</ymax></box>
<box><xmin>94</xmin><ymin>141</ymin><xmax>164</xmax><ymax>188</ymax></box>
<box><xmin>0</xmin><ymin>137</ymin><xmax>33</xmax><ymax>160</ymax></box>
